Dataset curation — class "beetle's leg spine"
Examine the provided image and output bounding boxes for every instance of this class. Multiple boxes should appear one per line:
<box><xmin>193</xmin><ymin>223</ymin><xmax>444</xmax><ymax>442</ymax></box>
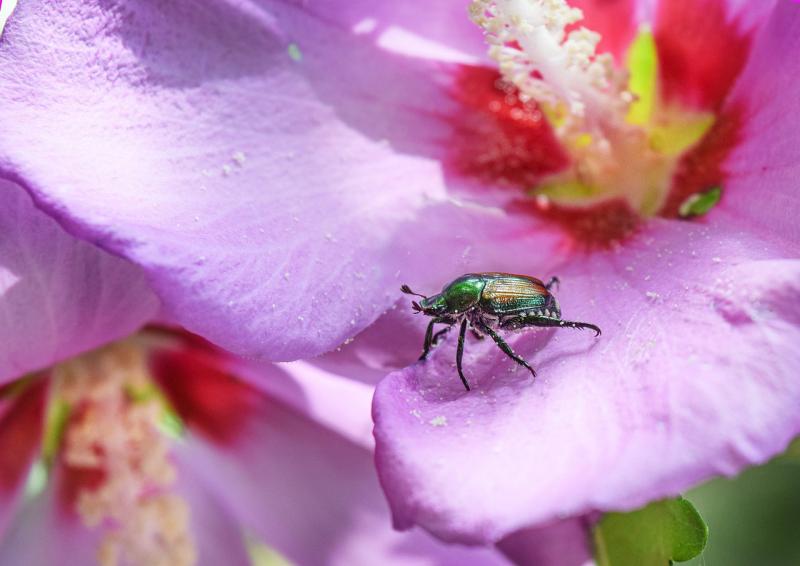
<box><xmin>455</xmin><ymin>319</ymin><xmax>471</xmax><ymax>391</ymax></box>
<box><xmin>480</xmin><ymin>324</ymin><xmax>537</xmax><ymax>379</ymax></box>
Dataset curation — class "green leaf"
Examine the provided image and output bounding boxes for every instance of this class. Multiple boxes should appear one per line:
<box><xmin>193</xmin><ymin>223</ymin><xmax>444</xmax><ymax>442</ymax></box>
<box><xmin>684</xmin><ymin>453</ymin><xmax>800</xmax><ymax>566</ymax></box>
<box><xmin>594</xmin><ymin>497</ymin><xmax>709</xmax><ymax>566</ymax></box>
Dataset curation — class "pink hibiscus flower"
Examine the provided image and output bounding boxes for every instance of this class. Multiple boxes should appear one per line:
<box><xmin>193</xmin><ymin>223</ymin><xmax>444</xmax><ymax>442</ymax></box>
<box><xmin>367</xmin><ymin>0</ymin><xmax>800</xmax><ymax>553</ymax></box>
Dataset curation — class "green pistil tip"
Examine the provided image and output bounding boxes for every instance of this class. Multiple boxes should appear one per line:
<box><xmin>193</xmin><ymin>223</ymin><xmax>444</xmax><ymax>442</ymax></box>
<box><xmin>287</xmin><ymin>43</ymin><xmax>302</xmax><ymax>62</ymax></box>
<box><xmin>679</xmin><ymin>186</ymin><xmax>722</xmax><ymax>218</ymax></box>
<box><xmin>23</xmin><ymin>460</ymin><xmax>48</xmax><ymax>501</ymax></box>
<box><xmin>159</xmin><ymin>408</ymin><xmax>186</xmax><ymax>441</ymax></box>
<box><xmin>42</xmin><ymin>399</ymin><xmax>71</xmax><ymax>464</ymax></box>
<box><xmin>626</xmin><ymin>27</ymin><xmax>658</xmax><ymax>126</ymax></box>
<box><xmin>246</xmin><ymin>534</ymin><xmax>293</xmax><ymax>566</ymax></box>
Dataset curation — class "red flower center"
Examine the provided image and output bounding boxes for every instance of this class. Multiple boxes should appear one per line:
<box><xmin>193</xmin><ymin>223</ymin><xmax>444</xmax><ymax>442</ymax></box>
<box><xmin>452</xmin><ymin>0</ymin><xmax>755</xmax><ymax>250</ymax></box>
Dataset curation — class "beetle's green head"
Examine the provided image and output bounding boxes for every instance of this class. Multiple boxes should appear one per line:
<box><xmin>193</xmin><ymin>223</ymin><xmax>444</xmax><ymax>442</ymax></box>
<box><xmin>401</xmin><ymin>284</ymin><xmax>449</xmax><ymax>316</ymax></box>
<box><xmin>415</xmin><ymin>294</ymin><xmax>448</xmax><ymax>316</ymax></box>
<box><xmin>401</xmin><ymin>276</ymin><xmax>484</xmax><ymax>316</ymax></box>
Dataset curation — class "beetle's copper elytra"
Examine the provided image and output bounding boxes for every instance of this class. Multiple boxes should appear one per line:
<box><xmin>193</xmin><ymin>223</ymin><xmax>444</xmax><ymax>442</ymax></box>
<box><xmin>402</xmin><ymin>273</ymin><xmax>601</xmax><ymax>391</ymax></box>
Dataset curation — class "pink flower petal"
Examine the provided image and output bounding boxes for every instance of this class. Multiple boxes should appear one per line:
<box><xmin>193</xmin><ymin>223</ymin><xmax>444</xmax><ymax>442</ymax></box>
<box><xmin>654</xmin><ymin>0</ymin><xmax>772</xmax><ymax>110</ymax></box>
<box><xmin>173</xmin><ymin>458</ymin><xmax>252</xmax><ymax>566</ymax></box>
<box><xmin>0</xmin><ymin>0</ymin><xmax>464</xmax><ymax>361</ymax></box>
<box><xmin>373</xmin><ymin>214</ymin><xmax>800</xmax><ymax>543</ymax></box>
<box><xmin>721</xmin><ymin>0</ymin><xmax>800</xmax><ymax>244</ymax></box>
<box><xmin>165</xmin><ymin>361</ymin><xmax>510</xmax><ymax>565</ymax></box>
<box><xmin>569</xmin><ymin>0</ymin><xmax>639</xmax><ymax>61</ymax></box>
<box><xmin>0</xmin><ymin>181</ymin><xmax>158</xmax><ymax>383</ymax></box>
<box><xmin>498</xmin><ymin>518</ymin><xmax>592</xmax><ymax>566</ymax></box>
<box><xmin>297</xmin><ymin>0</ymin><xmax>488</xmax><ymax>63</ymax></box>
<box><xmin>0</xmin><ymin>466</ymin><xmax>102</xmax><ymax>566</ymax></box>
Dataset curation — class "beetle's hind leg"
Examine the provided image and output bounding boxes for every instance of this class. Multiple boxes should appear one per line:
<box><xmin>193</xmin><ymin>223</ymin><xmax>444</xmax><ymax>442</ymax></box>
<box><xmin>479</xmin><ymin>324</ymin><xmax>536</xmax><ymax>379</ymax></box>
<box><xmin>560</xmin><ymin>320</ymin><xmax>601</xmax><ymax>336</ymax></box>
<box><xmin>524</xmin><ymin>317</ymin><xmax>601</xmax><ymax>336</ymax></box>
<box><xmin>545</xmin><ymin>276</ymin><xmax>560</xmax><ymax>291</ymax></box>
<box><xmin>501</xmin><ymin>316</ymin><xmax>601</xmax><ymax>337</ymax></box>
<box><xmin>455</xmin><ymin>319</ymin><xmax>471</xmax><ymax>391</ymax></box>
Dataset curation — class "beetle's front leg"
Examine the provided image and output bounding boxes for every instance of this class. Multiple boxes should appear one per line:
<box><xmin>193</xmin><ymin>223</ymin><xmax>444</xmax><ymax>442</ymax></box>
<box><xmin>545</xmin><ymin>276</ymin><xmax>560</xmax><ymax>291</ymax></box>
<box><xmin>455</xmin><ymin>319</ymin><xmax>471</xmax><ymax>391</ymax></box>
<box><xmin>420</xmin><ymin>317</ymin><xmax>453</xmax><ymax>360</ymax></box>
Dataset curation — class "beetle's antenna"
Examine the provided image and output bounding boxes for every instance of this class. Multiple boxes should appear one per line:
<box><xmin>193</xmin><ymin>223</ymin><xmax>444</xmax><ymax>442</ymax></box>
<box><xmin>400</xmin><ymin>284</ymin><xmax>427</xmax><ymax>299</ymax></box>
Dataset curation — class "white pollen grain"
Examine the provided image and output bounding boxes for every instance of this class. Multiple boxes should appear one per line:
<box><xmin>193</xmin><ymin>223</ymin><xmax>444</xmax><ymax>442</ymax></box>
<box><xmin>429</xmin><ymin>415</ymin><xmax>447</xmax><ymax>427</ymax></box>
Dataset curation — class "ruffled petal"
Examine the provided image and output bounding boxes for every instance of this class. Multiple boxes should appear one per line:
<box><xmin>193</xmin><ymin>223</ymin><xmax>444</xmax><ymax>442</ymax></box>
<box><xmin>0</xmin><ymin>182</ymin><xmax>158</xmax><ymax>383</ymax></box>
<box><xmin>373</xmin><ymin>215</ymin><xmax>800</xmax><ymax>543</ymax></box>
<box><xmin>0</xmin><ymin>0</ymin><xmax>464</xmax><ymax>361</ymax></box>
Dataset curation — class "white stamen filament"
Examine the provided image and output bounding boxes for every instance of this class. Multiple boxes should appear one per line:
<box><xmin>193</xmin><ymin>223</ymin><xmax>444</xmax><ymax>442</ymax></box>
<box><xmin>469</xmin><ymin>0</ymin><xmax>631</xmax><ymax>134</ymax></box>
<box><xmin>54</xmin><ymin>343</ymin><xmax>196</xmax><ymax>566</ymax></box>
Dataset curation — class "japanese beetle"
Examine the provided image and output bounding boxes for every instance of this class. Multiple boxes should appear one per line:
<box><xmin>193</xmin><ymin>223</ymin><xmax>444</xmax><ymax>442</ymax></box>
<box><xmin>401</xmin><ymin>273</ymin><xmax>601</xmax><ymax>391</ymax></box>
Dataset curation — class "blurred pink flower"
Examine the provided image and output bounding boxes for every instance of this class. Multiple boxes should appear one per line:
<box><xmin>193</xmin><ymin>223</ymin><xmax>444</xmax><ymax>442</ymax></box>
<box><xmin>0</xmin><ymin>190</ymin><xmax>514</xmax><ymax>564</ymax></box>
